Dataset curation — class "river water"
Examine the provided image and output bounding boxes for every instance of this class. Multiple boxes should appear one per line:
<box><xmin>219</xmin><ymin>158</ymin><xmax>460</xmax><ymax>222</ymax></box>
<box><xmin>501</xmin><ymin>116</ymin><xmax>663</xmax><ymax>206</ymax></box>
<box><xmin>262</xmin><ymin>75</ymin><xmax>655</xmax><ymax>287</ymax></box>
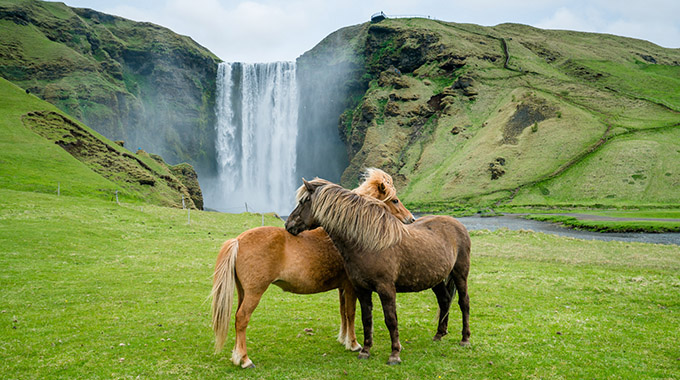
<box><xmin>456</xmin><ymin>215</ymin><xmax>680</xmax><ymax>246</ymax></box>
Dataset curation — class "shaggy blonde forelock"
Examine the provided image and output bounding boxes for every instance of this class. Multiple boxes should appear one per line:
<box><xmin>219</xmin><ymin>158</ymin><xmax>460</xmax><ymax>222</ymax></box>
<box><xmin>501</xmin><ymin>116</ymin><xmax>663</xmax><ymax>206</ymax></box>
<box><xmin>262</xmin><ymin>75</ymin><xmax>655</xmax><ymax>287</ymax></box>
<box><xmin>352</xmin><ymin>168</ymin><xmax>396</xmax><ymax>201</ymax></box>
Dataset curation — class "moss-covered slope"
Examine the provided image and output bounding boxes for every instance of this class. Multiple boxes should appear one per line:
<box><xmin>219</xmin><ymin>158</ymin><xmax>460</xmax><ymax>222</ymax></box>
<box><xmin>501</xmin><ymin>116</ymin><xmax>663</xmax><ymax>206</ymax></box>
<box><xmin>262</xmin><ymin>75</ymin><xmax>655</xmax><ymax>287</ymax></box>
<box><xmin>0</xmin><ymin>77</ymin><xmax>202</xmax><ymax>209</ymax></box>
<box><xmin>300</xmin><ymin>18</ymin><xmax>680</xmax><ymax>208</ymax></box>
<box><xmin>0</xmin><ymin>0</ymin><xmax>220</xmax><ymax>175</ymax></box>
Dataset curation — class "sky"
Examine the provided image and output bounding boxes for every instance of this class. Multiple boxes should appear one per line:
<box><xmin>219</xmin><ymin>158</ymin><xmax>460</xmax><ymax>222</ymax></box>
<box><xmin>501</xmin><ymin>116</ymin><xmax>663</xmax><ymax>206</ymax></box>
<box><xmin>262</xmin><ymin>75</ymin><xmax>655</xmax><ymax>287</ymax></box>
<box><xmin>52</xmin><ymin>0</ymin><xmax>680</xmax><ymax>63</ymax></box>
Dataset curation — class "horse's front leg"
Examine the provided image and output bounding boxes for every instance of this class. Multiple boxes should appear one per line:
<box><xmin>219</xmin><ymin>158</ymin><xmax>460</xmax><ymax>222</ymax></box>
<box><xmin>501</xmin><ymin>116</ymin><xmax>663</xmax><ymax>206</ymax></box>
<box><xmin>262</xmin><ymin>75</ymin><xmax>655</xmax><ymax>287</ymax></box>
<box><xmin>356</xmin><ymin>288</ymin><xmax>373</xmax><ymax>359</ymax></box>
<box><xmin>377</xmin><ymin>286</ymin><xmax>401</xmax><ymax>365</ymax></box>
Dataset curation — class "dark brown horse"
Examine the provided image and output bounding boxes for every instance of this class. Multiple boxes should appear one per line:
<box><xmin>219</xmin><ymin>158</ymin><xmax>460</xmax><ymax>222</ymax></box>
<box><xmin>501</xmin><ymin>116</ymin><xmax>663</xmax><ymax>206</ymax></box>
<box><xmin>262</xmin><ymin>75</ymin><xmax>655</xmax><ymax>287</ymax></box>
<box><xmin>211</xmin><ymin>169</ymin><xmax>415</xmax><ymax>368</ymax></box>
<box><xmin>285</xmin><ymin>179</ymin><xmax>471</xmax><ymax>365</ymax></box>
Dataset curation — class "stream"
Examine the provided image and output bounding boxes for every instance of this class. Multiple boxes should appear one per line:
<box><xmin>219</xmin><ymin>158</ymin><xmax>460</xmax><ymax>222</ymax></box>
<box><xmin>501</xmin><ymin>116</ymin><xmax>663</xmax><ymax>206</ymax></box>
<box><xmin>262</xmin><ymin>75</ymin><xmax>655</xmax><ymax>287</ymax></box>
<box><xmin>456</xmin><ymin>215</ymin><xmax>680</xmax><ymax>246</ymax></box>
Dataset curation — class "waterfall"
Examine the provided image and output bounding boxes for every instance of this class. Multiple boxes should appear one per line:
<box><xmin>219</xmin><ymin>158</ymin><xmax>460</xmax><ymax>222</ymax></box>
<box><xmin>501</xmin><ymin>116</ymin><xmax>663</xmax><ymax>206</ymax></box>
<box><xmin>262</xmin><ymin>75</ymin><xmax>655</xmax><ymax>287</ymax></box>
<box><xmin>213</xmin><ymin>62</ymin><xmax>298</xmax><ymax>215</ymax></box>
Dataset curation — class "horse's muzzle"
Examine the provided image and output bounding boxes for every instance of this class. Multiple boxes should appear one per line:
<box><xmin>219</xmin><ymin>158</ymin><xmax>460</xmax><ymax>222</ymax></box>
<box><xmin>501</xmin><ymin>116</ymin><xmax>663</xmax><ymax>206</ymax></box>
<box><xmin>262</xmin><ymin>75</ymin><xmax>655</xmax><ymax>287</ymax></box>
<box><xmin>285</xmin><ymin>221</ymin><xmax>302</xmax><ymax>236</ymax></box>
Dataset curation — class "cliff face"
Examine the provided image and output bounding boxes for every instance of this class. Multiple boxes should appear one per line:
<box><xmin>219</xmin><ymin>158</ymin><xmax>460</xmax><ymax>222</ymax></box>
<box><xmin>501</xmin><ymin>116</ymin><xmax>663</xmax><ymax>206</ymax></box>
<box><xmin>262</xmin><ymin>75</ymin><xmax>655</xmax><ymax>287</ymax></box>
<box><xmin>0</xmin><ymin>0</ymin><xmax>220</xmax><ymax>176</ymax></box>
<box><xmin>300</xmin><ymin>18</ymin><xmax>680</xmax><ymax>207</ymax></box>
<box><xmin>295</xmin><ymin>24</ymin><xmax>367</xmax><ymax>183</ymax></box>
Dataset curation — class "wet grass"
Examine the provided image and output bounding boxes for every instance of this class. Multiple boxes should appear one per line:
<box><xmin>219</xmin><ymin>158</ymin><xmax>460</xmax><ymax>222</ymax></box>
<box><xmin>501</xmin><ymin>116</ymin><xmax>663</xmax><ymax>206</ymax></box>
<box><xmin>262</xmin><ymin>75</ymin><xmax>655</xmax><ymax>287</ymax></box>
<box><xmin>2</xmin><ymin>189</ymin><xmax>679</xmax><ymax>379</ymax></box>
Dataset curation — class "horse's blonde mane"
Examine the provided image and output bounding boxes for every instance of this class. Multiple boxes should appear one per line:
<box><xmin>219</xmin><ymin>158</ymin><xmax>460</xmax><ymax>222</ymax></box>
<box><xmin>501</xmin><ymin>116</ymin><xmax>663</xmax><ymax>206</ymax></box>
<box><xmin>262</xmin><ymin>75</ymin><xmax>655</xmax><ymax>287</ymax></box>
<box><xmin>295</xmin><ymin>168</ymin><xmax>396</xmax><ymax>204</ymax></box>
<box><xmin>352</xmin><ymin>168</ymin><xmax>396</xmax><ymax>201</ymax></box>
<box><xmin>310</xmin><ymin>183</ymin><xmax>404</xmax><ymax>252</ymax></box>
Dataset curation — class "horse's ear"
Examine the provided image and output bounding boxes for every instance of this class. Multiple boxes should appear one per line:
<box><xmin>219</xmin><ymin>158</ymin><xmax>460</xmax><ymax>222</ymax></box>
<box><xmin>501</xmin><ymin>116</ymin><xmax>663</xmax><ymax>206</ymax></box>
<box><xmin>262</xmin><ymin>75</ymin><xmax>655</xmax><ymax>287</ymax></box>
<box><xmin>303</xmin><ymin>178</ymin><xmax>316</xmax><ymax>193</ymax></box>
<box><xmin>377</xmin><ymin>182</ymin><xmax>386</xmax><ymax>196</ymax></box>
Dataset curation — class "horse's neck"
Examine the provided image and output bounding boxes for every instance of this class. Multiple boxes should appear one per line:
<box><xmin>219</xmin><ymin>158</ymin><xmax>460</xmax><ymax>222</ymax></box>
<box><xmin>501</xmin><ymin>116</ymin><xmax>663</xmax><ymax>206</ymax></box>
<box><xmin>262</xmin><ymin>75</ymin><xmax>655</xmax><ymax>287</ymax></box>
<box><xmin>324</xmin><ymin>229</ymin><xmax>360</xmax><ymax>262</ymax></box>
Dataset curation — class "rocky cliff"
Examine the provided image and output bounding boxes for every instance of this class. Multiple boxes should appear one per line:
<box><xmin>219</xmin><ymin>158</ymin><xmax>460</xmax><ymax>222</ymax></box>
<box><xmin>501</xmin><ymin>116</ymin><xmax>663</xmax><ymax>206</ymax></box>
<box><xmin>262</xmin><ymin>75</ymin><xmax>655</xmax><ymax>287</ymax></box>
<box><xmin>0</xmin><ymin>0</ymin><xmax>220</xmax><ymax>177</ymax></box>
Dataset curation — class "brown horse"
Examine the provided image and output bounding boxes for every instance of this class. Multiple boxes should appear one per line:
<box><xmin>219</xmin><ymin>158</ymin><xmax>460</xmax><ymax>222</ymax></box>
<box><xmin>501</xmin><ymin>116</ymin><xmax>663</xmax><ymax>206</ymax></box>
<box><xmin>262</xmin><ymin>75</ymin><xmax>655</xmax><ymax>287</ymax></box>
<box><xmin>211</xmin><ymin>169</ymin><xmax>415</xmax><ymax>368</ymax></box>
<box><xmin>285</xmin><ymin>179</ymin><xmax>471</xmax><ymax>365</ymax></box>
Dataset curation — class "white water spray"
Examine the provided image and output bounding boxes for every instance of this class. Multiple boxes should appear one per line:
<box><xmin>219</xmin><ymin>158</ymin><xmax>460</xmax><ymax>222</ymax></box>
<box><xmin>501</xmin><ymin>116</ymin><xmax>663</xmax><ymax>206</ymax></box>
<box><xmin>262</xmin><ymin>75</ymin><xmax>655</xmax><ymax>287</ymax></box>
<box><xmin>213</xmin><ymin>62</ymin><xmax>298</xmax><ymax>214</ymax></box>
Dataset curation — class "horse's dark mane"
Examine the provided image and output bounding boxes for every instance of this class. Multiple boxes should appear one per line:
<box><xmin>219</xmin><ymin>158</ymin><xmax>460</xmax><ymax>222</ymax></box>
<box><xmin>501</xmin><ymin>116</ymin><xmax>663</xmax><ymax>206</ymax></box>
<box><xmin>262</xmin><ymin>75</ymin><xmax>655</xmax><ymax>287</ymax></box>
<box><xmin>310</xmin><ymin>183</ymin><xmax>404</xmax><ymax>252</ymax></box>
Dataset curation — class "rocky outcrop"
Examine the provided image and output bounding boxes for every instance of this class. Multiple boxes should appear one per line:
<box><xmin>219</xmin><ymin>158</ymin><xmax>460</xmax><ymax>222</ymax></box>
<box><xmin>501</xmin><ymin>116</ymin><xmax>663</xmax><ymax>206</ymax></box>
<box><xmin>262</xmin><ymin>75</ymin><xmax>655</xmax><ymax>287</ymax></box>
<box><xmin>22</xmin><ymin>110</ymin><xmax>201</xmax><ymax>209</ymax></box>
<box><xmin>169</xmin><ymin>163</ymin><xmax>204</xmax><ymax>210</ymax></box>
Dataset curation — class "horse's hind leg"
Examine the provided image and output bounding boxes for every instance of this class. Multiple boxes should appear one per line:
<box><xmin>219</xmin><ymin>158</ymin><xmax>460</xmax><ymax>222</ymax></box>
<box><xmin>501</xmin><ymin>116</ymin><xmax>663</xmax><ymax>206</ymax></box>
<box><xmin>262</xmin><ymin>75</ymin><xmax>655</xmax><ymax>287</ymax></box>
<box><xmin>342</xmin><ymin>284</ymin><xmax>361</xmax><ymax>351</ymax></box>
<box><xmin>337</xmin><ymin>288</ymin><xmax>347</xmax><ymax>346</ymax></box>
<box><xmin>431</xmin><ymin>282</ymin><xmax>452</xmax><ymax>341</ymax></box>
<box><xmin>232</xmin><ymin>290</ymin><xmax>264</xmax><ymax>368</ymax></box>
<box><xmin>452</xmin><ymin>272</ymin><xmax>471</xmax><ymax>346</ymax></box>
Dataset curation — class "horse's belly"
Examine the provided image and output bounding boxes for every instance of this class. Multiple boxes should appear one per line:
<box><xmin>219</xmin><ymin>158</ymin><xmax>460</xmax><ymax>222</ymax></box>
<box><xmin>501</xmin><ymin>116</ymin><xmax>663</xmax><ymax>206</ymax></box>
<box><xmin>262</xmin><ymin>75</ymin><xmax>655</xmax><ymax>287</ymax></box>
<box><xmin>394</xmin><ymin>275</ymin><xmax>447</xmax><ymax>293</ymax></box>
<box><xmin>273</xmin><ymin>247</ymin><xmax>347</xmax><ymax>294</ymax></box>
<box><xmin>273</xmin><ymin>268</ymin><xmax>345</xmax><ymax>294</ymax></box>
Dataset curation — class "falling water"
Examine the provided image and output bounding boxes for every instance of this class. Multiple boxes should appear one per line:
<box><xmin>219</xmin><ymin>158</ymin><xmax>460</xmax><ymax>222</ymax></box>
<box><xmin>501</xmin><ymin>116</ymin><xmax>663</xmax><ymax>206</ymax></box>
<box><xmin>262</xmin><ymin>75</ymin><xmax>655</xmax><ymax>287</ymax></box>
<box><xmin>212</xmin><ymin>62</ymin><xmax>298</xmax><ymax>214</ymax></box>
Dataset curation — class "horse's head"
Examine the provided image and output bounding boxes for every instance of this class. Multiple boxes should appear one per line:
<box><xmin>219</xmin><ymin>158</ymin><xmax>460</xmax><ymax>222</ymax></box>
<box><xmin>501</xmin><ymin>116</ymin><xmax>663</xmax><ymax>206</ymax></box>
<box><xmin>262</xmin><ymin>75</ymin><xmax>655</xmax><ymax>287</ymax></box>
<box><xmin>285</xmin><ymin>178</ymin><xmax>320</xmax><ymax>236</ymax></box>
<box><xmin>383</xmin><ymin>196</ymin><xmax>415</xmax><ymax>224</ymax></box>
<box><xmin>286</xmin><ymin>178</ymin><xmax>405</xmax><ymax>251</ymax></box>
<box><xmin>353</xmin><ymin>168</ymin><xmax>415</xmax><ymax>224</ymax></box>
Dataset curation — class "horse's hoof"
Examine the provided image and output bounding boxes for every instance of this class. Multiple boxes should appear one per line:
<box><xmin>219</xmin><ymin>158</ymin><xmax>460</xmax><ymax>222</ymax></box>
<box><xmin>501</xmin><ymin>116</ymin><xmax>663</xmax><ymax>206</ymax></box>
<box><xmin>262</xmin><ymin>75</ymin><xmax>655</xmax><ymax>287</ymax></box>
<box><xmin>357</xmin><ymin>351</ymin><xmax>370</xmax><ymax>360</ymax></box>
<box><xmin>387</xmin><ymin>357</ymin><xmax>402</xmax><ymax>365</ymax></box>
<box><xmin>459</xmin><ymin>340</ymin><xmax>471</xmax><ymax>347</ymax></box>
<box><xmin>241</xmin><ymin>359</ymin><xmax>255</xmax><ymax>369</ymax></box>
<box><xmin>350</xmin><ymin>344</ymin><xmax>362</xmax><ymax>352</ymax></box>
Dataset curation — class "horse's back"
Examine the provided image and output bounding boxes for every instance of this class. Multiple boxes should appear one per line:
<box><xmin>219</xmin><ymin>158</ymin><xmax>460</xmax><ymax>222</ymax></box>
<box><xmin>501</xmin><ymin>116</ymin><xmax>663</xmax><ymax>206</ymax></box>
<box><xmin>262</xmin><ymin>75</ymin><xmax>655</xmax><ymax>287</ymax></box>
<box><xmin>414</xmin><ymin>215</ymin><xmax>471</xmax><ymax>274</ymax></box>
<box><xmin>410</xmin><ymin>215</ymin><xmax>469</xmax><ymax>243</ymax></box>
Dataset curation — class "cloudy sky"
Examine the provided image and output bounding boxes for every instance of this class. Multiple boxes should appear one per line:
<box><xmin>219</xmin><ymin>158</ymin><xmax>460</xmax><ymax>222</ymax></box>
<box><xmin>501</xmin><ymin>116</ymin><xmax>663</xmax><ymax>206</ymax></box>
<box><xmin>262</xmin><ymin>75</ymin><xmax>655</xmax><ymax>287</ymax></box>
<box><xmin>53</xmin><ymin>0</ymin><xmax>680</xmax><ymax>62</ymax></box>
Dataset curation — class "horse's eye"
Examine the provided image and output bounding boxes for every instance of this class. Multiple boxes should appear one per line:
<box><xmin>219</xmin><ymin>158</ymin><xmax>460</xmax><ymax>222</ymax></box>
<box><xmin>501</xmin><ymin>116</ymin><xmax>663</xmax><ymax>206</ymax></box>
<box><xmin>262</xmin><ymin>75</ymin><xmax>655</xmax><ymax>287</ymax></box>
<box><xmin>392</xmin><ymin>199</ymin><xmax>399</xmax><ymax>204</ymax></box>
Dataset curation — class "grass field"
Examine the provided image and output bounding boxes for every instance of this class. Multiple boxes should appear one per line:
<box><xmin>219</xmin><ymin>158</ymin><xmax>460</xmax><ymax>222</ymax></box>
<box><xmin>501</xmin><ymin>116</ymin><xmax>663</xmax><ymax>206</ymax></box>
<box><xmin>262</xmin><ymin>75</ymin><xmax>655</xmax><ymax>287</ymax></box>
<box><xmin>2</xmin><ymin>188</ymin><xmax>679</xmax><ymax>379</ymax></box>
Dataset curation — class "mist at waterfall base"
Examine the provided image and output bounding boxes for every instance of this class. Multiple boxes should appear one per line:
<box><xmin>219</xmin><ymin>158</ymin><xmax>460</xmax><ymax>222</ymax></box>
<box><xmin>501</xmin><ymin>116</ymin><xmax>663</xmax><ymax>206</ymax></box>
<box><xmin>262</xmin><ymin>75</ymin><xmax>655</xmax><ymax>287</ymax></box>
<box><xmin>202</xmin><ymin>61</ymin><xmax>349</xmax><ymax>215</ymax></box>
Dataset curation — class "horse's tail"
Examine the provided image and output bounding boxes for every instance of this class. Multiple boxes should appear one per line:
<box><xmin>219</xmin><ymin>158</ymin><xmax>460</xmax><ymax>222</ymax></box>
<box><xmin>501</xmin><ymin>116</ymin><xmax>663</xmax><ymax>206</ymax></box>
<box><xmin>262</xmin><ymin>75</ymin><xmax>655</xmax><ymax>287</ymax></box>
<box><xmin>211</xmin><ymin>238</ymin><xmax>238</xmax><ymax>353</ymax></box>
<box><xmin>446</xmin><ymin>270</ymin><xmax>458</xmax><ymax>302</ymax></box>
<box><xmin>447</xmin><ymin>272</ymin><xmax>458</xmax><ymax>320</ymax></box>
<box><xmin>435</xmin><ymin>272</ymin><xmax>457</xmax><ymax>322</ymax></box>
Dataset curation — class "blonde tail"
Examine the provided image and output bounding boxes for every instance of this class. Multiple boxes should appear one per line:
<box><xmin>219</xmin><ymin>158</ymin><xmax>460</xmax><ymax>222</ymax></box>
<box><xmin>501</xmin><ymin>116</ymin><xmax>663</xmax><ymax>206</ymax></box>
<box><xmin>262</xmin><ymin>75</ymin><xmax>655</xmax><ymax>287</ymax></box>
<box><xmin>211</xmin><ymin>239</ymin><xmax>238</xmax><ymax>353</ymax></box>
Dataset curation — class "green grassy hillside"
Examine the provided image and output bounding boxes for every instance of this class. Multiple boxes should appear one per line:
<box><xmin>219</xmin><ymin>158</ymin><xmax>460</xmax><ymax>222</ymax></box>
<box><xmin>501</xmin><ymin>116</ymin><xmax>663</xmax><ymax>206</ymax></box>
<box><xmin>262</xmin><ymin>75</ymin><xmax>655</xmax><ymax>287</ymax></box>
<box><xmin>0</xmin><ymin>77</ymin><xmax>202</xmax><ymax>208</ymax></box>
<box><xmin>0</xmin><ymin>0</ymin><xmax>220</xmax><ymax>174</ymax></box>
<box><xmin>303</xmin><ymin>19</ymin><xmax>680</xmax><ymax>209</ymax></box>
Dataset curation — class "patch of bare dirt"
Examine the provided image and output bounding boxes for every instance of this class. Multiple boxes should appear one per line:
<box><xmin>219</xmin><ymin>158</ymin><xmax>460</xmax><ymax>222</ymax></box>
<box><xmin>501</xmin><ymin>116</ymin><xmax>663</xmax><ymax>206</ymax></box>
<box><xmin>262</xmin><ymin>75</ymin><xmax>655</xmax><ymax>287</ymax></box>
<box><xmin>503</xmin><ymin>95</ymin><xmax>557</xmax><ymax>144</ymax></box>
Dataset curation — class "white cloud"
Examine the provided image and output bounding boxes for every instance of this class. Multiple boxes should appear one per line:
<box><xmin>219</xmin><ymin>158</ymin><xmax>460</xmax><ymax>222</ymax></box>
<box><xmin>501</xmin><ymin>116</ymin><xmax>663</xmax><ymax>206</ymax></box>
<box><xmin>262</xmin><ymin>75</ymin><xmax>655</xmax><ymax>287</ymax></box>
<box><xmin>536</xmin><ymin>7</ymin><xmax>592</xmax><ymax>31</ymax></box>
<box><xmin>536</xmin><ymin>3</ymin><xmax>680</xmax><ymax>48</ymax></box>
<box><xmin>55</xmin><ymin>0</ymin><xmax>680</xmax><ymax>62</ymax></box>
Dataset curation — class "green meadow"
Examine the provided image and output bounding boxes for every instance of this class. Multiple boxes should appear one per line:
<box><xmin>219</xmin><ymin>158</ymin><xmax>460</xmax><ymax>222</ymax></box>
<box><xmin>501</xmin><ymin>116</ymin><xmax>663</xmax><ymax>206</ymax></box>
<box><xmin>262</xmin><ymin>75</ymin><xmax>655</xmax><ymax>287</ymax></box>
<box><xmin>2</xmin><ymin>189</ymin><xmax>678</xmax><ymax>379</ymax></box>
